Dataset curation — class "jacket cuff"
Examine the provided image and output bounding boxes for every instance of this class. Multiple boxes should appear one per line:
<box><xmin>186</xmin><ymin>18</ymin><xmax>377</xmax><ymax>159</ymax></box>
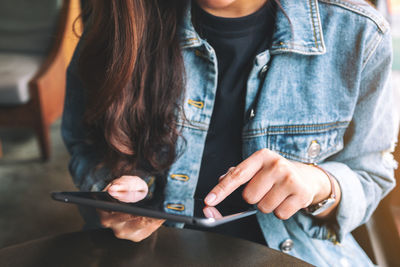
<box><xmin>295</xmin><ymin>160</ymin><xmax>379</xmax><ymax>243</ymax></box>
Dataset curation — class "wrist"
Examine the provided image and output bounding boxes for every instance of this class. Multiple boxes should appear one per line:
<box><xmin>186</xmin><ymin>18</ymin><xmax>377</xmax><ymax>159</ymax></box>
<box><xmin>310</xmin><ymin>164</ymin><xmax>333</xmax><ymax>205</ymax></box>
<box><xmin>296</xmin><ymin>162</ymin><xmax>332</xmax><ymax>205</ymax></box>
<box><xmin>304</xmin><ymin>163</ymin><xmax>339</xmax><ymax>217</ymax></box>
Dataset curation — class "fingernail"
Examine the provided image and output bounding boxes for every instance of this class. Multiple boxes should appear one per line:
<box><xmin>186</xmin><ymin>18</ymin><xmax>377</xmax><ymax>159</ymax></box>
<box><xmin>205</xmin><ymin>193</ymin><xmax>216</xmax><ymax>205</ymax></box>
<box><xmin>108</xmin><ymin>184</ymin><xmax>123</xmax><ymax>192</ymax></box>
<box><xmin>203</xmin><ymin>207</ymin><xmax>214</xmax><ymax>218</ymax></box>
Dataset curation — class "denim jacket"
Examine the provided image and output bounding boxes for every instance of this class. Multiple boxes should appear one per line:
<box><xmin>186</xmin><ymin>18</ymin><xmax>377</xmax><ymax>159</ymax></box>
<box><xmin>62</xmin><ymin>0</ymin><xmax>397</xmax><ymax>266</ymax></box>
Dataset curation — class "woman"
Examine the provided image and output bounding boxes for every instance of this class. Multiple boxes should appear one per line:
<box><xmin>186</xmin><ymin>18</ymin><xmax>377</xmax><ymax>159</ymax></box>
<box><xmin>62</xmin><ymin>0</ymin><xmax>397</xmax><ymax>265</ymax></box>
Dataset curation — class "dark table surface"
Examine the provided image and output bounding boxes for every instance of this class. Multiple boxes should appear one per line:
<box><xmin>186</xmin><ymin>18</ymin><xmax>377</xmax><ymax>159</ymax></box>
<box><xmin>0</xmin><ymin>227</ymin><xmax>313</xmax><ymax>267</ymax></box>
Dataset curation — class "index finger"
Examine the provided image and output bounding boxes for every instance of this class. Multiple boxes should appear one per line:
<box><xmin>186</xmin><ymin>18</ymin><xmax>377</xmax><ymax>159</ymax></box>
<box><xmin>204</xmin><ymin>149</ymin><xmax>272</xmax><ymax>206</ymax></box>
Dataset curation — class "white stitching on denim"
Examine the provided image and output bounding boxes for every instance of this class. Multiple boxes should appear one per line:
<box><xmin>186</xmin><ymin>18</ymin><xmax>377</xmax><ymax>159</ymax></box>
<box><xmin>318</xmin><ymin>0</ymin><xmax>388</xmax><ymax>33</ymax></box>
<box><xmin>313</xmin><ymin>0</ymin><xmax>326</xmax><ymax>50</ymax></box>
<box><xmin>176</xmin><ymin>121</ymin><xmax>208</xmax><ymax>131</ymax></box>
<box><xmin>243</xmin><ymin>121</ymin><xmax>350</xmax><ymax>138</ymax></box>
<box><xmin>361</xmin><ymin>31</ymin><xmax>384</xmax><ymax>71</ymax></box>
<box><xmin>309</xmin><ymin>0</ymin><xmax>320</xmax><ymax>49</ymax></box>
<box><xmin>270</xmin><ymin>46</ymin><xmax>326</xmax><ymax>55</ymax></box>
<box><xmin>243</xmin><ymin>126</ymin><xmax>346</xmax><ymax>138</ymax></box>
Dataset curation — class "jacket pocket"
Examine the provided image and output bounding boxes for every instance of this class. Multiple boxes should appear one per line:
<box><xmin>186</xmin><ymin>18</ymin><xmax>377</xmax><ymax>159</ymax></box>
<box><xmin>243</xmin><ymin>121</ymin><xmax>349</xmax><ymax>163</ymax></box>
<box><xmin>269</xmin><ymin>122</ymin><xmax>348</xmax><ymax>163</ymax></box>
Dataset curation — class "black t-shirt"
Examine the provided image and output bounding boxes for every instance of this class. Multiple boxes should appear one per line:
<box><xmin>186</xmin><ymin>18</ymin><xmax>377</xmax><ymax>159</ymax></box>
<box><xmin>186</xmin><ymin>1</ymin><xmax>276</xmax><ymax>245</ymax></box>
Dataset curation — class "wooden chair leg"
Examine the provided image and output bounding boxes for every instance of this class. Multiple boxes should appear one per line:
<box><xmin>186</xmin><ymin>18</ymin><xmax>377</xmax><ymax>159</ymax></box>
<box><xmin>35</xmin><ymin>123</ymin><xmax>50</xmax><ymax>161</ymax></box>
<box><xmin>0</xmin><ymin>139</ymin><xmax>3</xmax><ymax>158</ymax></box>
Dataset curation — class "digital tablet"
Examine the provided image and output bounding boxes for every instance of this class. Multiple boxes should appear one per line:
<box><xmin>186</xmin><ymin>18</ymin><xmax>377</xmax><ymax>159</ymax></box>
<box><xmin>51</xmin><ymin>191</ymin><xmax>257</xmax><ymax>227</ymax></box>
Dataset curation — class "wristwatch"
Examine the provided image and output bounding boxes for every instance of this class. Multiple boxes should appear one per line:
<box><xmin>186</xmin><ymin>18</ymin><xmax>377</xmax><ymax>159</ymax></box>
<box><xmin>304</xmin><ymin>164</ymin><xmax>337</xmax><ymax>216</ymax></box>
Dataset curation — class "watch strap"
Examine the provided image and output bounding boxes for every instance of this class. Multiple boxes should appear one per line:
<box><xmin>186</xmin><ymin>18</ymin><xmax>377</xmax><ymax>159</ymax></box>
<box><xmin>304</xmin><ymin>164</ymin><xmax>336</xmax><ymax>215</ymax></box>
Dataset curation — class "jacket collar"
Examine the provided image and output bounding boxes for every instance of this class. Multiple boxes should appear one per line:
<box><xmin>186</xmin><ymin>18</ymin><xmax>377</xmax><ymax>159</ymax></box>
<box><xmin>179</xmin><ymin>0</ymin><xmax>326</xmax><ymax>55</ymax></box>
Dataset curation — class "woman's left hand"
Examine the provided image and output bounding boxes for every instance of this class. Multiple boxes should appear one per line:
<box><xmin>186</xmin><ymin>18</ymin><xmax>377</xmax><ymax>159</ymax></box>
<box><xmin>204</xmin><ymin>148</ymin><xmax>340</xmax><ymax>220</ymax></box>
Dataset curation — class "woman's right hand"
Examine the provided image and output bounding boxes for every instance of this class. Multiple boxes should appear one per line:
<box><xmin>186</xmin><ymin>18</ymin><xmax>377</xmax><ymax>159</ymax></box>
<box><xmin>98</xmin><ymin>175</ymin><xmax>165</xmax><ymax>242</ymax></box>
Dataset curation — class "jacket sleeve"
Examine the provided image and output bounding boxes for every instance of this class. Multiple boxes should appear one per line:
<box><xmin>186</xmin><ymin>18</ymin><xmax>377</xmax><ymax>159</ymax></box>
<box><xmin>296</xmin><ymin>28</ymin><xmax>398</xmax><ymax>243</ymax></box>
<box><xmin>61</xmin><ymin>40</ymin><xmax>112</xmax><ymax>191</ymax></box>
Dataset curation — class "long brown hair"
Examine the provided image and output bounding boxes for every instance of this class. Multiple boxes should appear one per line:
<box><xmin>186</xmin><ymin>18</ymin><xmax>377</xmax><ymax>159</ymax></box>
<box><xmin>78</xmin><ymin>0</ymin><xmax>186</xmax><ymax>178</ymax></box>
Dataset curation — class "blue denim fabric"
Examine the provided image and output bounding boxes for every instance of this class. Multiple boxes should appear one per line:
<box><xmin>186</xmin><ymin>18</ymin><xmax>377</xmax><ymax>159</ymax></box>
<box><xmin>62</xmin><ymin>0</ymin><xmax>397</xmax><ymax>266</ymax></box>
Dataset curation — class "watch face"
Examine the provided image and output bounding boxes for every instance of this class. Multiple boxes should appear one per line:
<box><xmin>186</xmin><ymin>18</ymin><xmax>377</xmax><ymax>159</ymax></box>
<box><xmin>309</xmin><ymin>198</ymin><xmax>336</xmax><ymax>216</ymax></box>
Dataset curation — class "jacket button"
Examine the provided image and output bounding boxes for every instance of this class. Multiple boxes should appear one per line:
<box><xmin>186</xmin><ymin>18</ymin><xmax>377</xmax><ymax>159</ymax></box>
<box><xmin>249</xmin><ymin>109</ymin><xmax>255</xmax><ymax>119</ymax></box>
<box><xmin>307</xmin><ymin>140</ymin><xmax>321</xmax><ymax>158</ymax></box>
<box><xmin>259</xmin><ymin>64</ymin><xmax>269</xmax><ymax>78</ymax></box>
<box><xmin>280</xmin><ymin>239</ymin><xmax>294</xmax><ymax>253</ymax></box>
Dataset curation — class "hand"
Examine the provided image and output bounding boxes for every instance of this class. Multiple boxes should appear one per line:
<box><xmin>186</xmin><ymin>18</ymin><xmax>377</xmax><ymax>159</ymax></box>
<box><xmin>98</xmin><ymin>175</ymin><xmax>165</xmax><ymax>242</ymax></box>
<box><xmin>203</xmin><ymin>206</ymin><xmax>222</xmax><ymax>219</ymax></box>
<box><xmin>204</xmin><ymin>149</ymin><xmax>341</xmax><ymax>220</ymax></box>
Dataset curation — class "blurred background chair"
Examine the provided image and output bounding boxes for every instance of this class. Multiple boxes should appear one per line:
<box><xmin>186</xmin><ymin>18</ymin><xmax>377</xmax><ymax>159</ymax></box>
<box><xmin>0</xmin><ymin>0</ymin><xmax>82</xmax><ymax>161</ymax></box>
<box><xmin>352</xmin><ymin>133</ymin><xmax>400</xmax><ymax>267</ymax></box>
<box><xmin>353</xmin><ymin>127</ymin><xmax>400</xmax><ymax>267</ymax></box>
